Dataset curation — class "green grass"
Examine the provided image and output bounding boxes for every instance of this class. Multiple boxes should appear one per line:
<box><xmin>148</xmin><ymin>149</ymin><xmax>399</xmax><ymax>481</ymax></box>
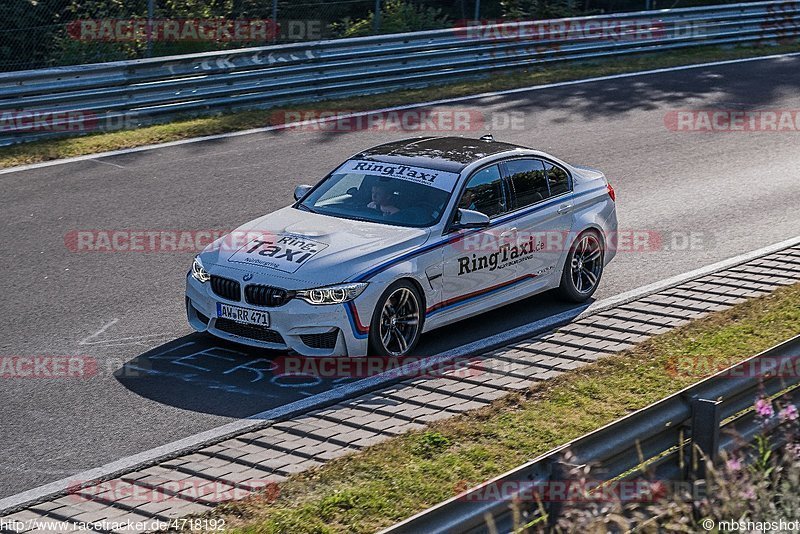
<box><xmin>186</xmin><ymin>283</ymin><xmax>800</xmax><ymax>534</ymax></box>
<box><xmin>3</xmin><ymin>42</ymin><xmax>800</xmax><ymax>170</ymax></box>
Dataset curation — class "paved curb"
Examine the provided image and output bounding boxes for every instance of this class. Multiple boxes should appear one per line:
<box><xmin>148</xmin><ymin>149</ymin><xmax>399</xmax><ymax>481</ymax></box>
<box><xmin>2</xmin><ymin>238</ymin><xmax>799</xmax><ymax>532</ymax></box>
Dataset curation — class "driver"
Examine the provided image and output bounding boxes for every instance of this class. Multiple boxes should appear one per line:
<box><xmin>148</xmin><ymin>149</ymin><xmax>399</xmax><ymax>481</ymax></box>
<box><xmin>367</xmin><ymin>183</ymin><xmax>400</xmax><ymax>215</ymax></box>
<box><xmin>459</xmin><ymin>189</ymin><xmax>477</xmax><ymax>211</ymax></box>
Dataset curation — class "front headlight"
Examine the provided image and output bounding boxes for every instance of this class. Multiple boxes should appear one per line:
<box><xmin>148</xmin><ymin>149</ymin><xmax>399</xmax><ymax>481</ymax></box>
<box><xmin>191</xmin><ymin>256</ymin><xmax>210</xmax><ymax>283</ymax></box>
<box><xmin>295</xmin><ymin>282</ymin><xmax>368</xmax><ymax>305</ymax></box>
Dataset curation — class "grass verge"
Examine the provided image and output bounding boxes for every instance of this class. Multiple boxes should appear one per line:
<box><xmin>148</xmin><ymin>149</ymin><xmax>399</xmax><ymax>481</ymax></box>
<box><xmin>188</xmin><ymin>282</ymin><xmax>800</xmax><ymax>534</ymax></box>
<box><xmin>4</xmin><ymin>42</ymin><xmax>800</xmax><ymax>170</ymax></box>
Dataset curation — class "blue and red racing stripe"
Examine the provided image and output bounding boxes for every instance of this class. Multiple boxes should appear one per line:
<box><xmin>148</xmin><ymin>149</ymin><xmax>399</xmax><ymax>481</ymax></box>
<box><xmin>425</xmin><ymin>273</ymin><xmax>538</xmax><ymax>317</ymax></box>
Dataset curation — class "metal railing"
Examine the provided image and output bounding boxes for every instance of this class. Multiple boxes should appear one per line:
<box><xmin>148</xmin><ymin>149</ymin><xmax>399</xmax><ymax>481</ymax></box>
<box><xmin>383</xmin><ymin>335</ymin><xmax>800</xmax><ymax>534</ymax></box>
<box><xmin>1</xmin><ymin>0</ymin><xmax>799</xmax><ymax>146</ymax></box>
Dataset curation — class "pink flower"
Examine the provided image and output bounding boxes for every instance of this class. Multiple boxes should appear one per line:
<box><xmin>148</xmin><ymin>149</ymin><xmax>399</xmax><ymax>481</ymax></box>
<box><xmin>779</xmin><ymin>404</ymin><xmax>799</xmax><ymax>422</ymax></box>
<box><xmin>755</xmin><ymin>398</ymin><xmax>774</xmax><ymax>418</ymax></box>
<box><xmin>740</xmin><ymin>488</ymin><xmax>756</xmax><ymax>500</ymax></box>
<box><xmin>726</xmin><ymin>457</ymin><xmax>742</xmax><ymax>472</ymax></box>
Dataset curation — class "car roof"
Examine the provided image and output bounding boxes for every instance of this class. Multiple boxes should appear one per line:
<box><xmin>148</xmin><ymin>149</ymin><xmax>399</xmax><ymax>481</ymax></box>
<box><xmin>352</xmin><ymin>136</ymin><xmax>528</xmax><ymax>173</ymax></box>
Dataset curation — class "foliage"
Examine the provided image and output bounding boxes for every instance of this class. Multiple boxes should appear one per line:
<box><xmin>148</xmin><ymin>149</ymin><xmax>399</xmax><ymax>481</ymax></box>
<box><xmin>332</xmin><ymin>0</ymin><xmax>450</xmax><ymax>38</ymax></box>
<box><xmin>549</xmin><ymin>399</ymin><xmax>800</xmax><ymax>532</ymax></box>
<box><xmin>3</xmin><ymin>0</ymin><xmax>777</xmax><ymax>71</ymax></box>
<box><xmin>500</xmin><ymin>0</ymin><xmax>584</xmax><ymax>20</ymax></box>
<box><xmin>1</xmin><ymin>0</ymin><xmax>69</xmax><ymax>71</ymax></box>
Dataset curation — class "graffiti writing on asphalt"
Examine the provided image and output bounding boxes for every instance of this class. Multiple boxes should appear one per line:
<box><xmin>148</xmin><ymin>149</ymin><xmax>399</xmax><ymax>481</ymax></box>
<box><xmin>128</xmin><ymin>341</ymin><xmax>353</xmax><ymax>398</ymax></box>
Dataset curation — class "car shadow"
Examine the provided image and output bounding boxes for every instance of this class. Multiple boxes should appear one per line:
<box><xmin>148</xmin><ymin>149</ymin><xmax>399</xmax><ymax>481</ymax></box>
<box><xmin>114</xmin><ymin>290</ymin><xmax>592</xmax><ymax>418</ymax></box>
<box><xmin>417</xmin><ymin>289</ymin><xmax>593</xmax><ymax>355</ymax></box>
<box><xmin>113</xmin><ymin>334</ymin><xmax>364</xmax><ymax>418</ymax></box>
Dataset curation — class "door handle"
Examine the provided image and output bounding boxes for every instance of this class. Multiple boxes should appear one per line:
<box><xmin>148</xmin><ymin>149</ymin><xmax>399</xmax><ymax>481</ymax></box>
<box><xmin>499</xmin><ymin>227</ymin><xmax>517</xmax><ymax>238</ymax></box>
<box><xmin>557</xmin><ymin>204</ymin><xmax>573</xmax><ymax>214</ymax></box>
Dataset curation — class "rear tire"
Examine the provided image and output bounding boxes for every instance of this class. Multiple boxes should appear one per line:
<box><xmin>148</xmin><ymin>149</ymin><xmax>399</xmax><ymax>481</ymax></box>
<box><xmin>368</xmin><ymin>280</ymin><xmax>423</xmax><ymax>357</ymax></box>
<box><xmin>557</xmin><ymin>230</ymin><xmax>605</xmax><ymax>303</ymax></box>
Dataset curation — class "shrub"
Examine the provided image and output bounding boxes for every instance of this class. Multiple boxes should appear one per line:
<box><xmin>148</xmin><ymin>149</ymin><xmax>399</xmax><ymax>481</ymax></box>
<box><xmin>333</xmin><ymin>0</ymin><xmax>449</xmax><ymax>38</ymax></box>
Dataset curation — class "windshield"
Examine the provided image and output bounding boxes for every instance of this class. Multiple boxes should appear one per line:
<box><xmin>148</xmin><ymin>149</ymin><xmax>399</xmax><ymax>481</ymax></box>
<box><xmin>298</xmin><ymin>160</ymin><xmax>460</xmax><ymax>227</ymax></box>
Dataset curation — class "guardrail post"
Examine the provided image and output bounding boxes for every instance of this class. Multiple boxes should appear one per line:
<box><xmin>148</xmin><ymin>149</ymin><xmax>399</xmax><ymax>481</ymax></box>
<box><xmin>690</xmin><ymin>398</ymin><xmax>722</xmax><ymax>479</ymax></box>
<box><xmin>146</xmin><ymin>0</ymin><xmax>155</xmax><ymax>57</ymax></box>
<box><xmin>272</xmin><ymin>0</ymin><xmax>278</xmax><ymax>43</ymax></box>
<box><xmin>545</xmin><ymin>460</ymin><xmax>565</xmax><ymax>529</ymax></box>
<box><xmin>374</xmin><ymin>0</ymin><xmax>382</xmax><ymax>33</ymax></box>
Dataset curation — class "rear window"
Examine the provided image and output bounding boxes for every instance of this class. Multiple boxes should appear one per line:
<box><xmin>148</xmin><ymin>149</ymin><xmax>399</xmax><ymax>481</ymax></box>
<box><xmin>505</xmin><ymin>159</ymin><xmax>549</xmax><ymax>210</ymax></box>
<box><xmin>544</xmin><ymin>162</ymin><xmax>570</xmax><ymax>196</ymax></box>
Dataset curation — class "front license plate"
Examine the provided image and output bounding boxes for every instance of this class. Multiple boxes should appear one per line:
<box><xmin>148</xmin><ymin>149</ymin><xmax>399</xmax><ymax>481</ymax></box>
<box><xmin>216</xmin><ymin>303</ymin><xmax>270</xmax><ymax>327</ymax></box>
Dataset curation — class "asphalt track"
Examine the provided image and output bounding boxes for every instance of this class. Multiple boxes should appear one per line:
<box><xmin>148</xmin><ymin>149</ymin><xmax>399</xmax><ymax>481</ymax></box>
<box><xmin>1</xmin><ymin>54</ymin><xmax>799</xmax><ymax>498</ymax></box>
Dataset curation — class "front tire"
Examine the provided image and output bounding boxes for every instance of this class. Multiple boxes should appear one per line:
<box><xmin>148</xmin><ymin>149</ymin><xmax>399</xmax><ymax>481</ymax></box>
<box><xmin>557</xmin><ymin>230</ymin><xmax>605</xmax><ymax>303</ymax></box>
<box><xmin>368</xmin><ymin>280</ymin><xmax>423</xmax><ymax>357</ymax></box>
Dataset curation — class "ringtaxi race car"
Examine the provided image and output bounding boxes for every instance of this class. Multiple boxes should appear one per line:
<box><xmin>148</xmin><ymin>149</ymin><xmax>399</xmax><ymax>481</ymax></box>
<box><xmin>186</xmin><ymin>136</ymin><xmax>618</xmax><ymax>357</ymax></box>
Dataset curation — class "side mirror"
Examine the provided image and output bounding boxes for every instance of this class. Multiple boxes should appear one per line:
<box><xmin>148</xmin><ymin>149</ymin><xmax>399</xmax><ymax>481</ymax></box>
<box><xmin>454</xmin><ymin>208</ymin><xmax>490</xmax><ymax>229</ymax></box>
<box><xmin>294</xmin><ymin>184</ymin><xmax>313</xmax><ymax>201</ymax></box>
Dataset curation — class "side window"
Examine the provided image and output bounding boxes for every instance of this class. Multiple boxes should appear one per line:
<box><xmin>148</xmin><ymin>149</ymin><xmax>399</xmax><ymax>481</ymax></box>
<box><xmin>544</xmin><ymin>162</ymin><xmax>570</xmax><ymax>196</ymax></box>
<box><xmin>505</xmin><ymin>159</ymin><xmax>549</xmax><ymax>209</ymax></box>
<box><xmin>459</xmin><ymin>165</ymin><xmax>506</xmax><ymax>219</ymax></box>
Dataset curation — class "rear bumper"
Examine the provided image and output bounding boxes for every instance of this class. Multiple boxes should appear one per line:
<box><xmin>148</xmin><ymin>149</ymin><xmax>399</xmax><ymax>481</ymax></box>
<box><xmin>604</xmin><ymin>206</ymin><xmax>619</xmax><ymax>265</ymax></box>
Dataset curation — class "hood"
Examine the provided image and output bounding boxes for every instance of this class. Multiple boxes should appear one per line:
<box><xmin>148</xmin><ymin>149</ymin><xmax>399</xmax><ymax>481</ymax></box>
<box><xmin>200</xmin><ymin>206</ymin><xmax>430</xmax><ymax>288</ymax></box>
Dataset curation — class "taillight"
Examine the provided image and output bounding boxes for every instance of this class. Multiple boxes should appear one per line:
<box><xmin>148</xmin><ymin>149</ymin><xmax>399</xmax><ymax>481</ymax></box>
<box><xmin>607</xmin><ymin>182</ymin><xmax>616</xmax><ymax>202</ymax></box>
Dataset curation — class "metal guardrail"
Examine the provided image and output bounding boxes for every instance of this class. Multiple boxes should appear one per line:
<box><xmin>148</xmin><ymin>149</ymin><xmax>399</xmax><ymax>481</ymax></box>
<box><xmin>1</xmin><ymin>0</ymin><xmax>799</xmax><ymax>146</ymax></box>
<box><xmin>383</xmin><ymin>334</ymin><xmax>800</xmax><ymax>534</ymax></box>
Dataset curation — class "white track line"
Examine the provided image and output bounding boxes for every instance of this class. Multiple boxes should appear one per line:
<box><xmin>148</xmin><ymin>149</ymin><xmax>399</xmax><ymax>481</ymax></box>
<box><xmin>2</xmin><ymin>51</ymin><xmax>799</xmax><ymax>176</ymax></box>
<box><xmin>1</xmin><ymin>234</ymin><xmax>798</xmax><ymax>515</ymax></box>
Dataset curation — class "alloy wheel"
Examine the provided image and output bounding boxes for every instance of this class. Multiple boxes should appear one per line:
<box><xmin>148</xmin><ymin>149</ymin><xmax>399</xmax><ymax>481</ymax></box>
<box><xmin>570</xmin><ymin>233</ymin><xmax>603</xmax><ymax>294</ymax></box>
<box><xmin>378</xmin><ymin>287</ymin><xmax>420</xmax><ymax>356</ymax></box>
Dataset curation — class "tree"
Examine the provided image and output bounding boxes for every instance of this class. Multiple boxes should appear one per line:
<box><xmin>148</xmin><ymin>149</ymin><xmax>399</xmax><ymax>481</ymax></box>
<box><xmin>334</xmin><ymin>0</ymin><xmax>450</xmax><ymax>37</ymax></box>
<box><xmin>1</xmin><ymin>0</ymin><xmax>71</xmax><ymax>71</ymax></box>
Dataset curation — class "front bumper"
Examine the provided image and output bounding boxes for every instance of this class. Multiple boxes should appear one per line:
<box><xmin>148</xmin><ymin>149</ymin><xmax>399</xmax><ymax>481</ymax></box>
<box><xmin>185</xmin><ymin>274</ymin><xmax>369</xmax><ymax>357</ymax></box>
